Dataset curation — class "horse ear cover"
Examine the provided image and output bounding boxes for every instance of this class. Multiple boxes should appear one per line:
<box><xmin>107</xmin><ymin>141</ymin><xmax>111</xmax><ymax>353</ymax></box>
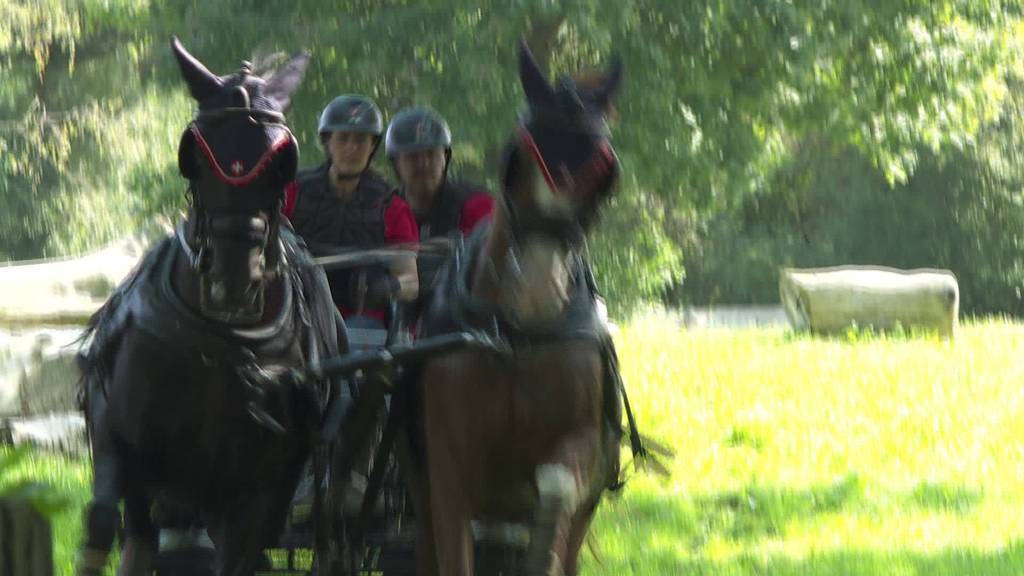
<box><xmin>275</xmin><ymin>137</ymin><xmax>299</xmax><ymax>187</ymax></box>
<box><xmin>178</xmin><ymin>128</ymin><xmax>199</xmax><ymax>180</ymax></box>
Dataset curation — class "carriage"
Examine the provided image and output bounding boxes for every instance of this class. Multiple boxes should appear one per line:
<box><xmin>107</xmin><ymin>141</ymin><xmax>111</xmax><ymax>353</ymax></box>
<box><xmin>229</xmin><ymin>236</ymin><xmax>545</xmax><ymax>575</ymax></box>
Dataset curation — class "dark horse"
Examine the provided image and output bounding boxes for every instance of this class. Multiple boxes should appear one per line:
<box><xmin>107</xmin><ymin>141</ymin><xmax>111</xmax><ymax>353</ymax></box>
<box><xmin>75</xmin><ymin>39</ymin><xmax>344</xmax><ymax>576</ymax></box>
<box><xmin>412</xmin><ymin>42</ymin><xmax>627</xmax><ymax>575</ymax></box>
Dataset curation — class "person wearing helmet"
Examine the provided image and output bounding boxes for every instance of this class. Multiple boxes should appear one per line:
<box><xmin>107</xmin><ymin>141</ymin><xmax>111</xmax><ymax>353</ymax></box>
<box><xmin>284</xmin><ymin>95</ymin><xmax>419</xmax><ymax>318</ymax></box>
<box><xmin>385</xmin><ymin>107</ymin><xmax>493</xmax><ymax>306</ymax></box>
<box><xmin>283</xmin><ymin>96</ymin><xmax>418</xmax><ymax>518</ymax></box>
<box><xmin>385</xmin><ymin>107</ymin><xmax>494</xmax><ymax>240</ymax></box>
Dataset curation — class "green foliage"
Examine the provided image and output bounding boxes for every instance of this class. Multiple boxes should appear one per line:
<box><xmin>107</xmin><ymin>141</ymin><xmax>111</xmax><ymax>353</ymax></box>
<box><xmin>590</xmin><ymin>188</ymin><xmax>684</xmax><ymax>317</ymax></box>
<box><xmin>2</xmin><ymin>1</ymin><xmax>1022</xmax><ymax>310</ymax></box>
<box><xmin>0</xmin><ymin>445</ymin><xmax>71</xmax><ymax>518</ymax></box>
<box><xmin>675</xmin><ymin>62</ymin><xmax>1024</xmax><ymax>316</ymax></box>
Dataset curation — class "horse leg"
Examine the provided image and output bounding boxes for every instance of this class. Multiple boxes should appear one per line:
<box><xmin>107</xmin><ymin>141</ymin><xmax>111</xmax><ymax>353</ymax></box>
<box><xmin>206</xmin><ymin>502</ymin><xmax>250</xmax><ymax>576</ymax></box>
<box><xmin>395</xmin><ymin>428</ymin><xmax>438</xmax><ymax>576</ymax></box>
<box><xmin>425</xmin><ymin>450</ymin><xmax>473</xmax><ymax>576</ymax></box>
<box><xmin>151</xmin><ymin>498</ymin><xmax>216</xmax><ymax>576</ymax></box>
<box><xmin>259</xmin><ymin>441</ymin><xmax>308</xmax><ymax>551</ymax></box>
<box><xmin>523</xmin><ymin>430</ymin><xmax>600</xmax><ymax>576</ymax></box>
<box><xmin>422</xmin><ymin>390</ymin><xmax>473</xmax><ymax>576</ymax></box>
<box><xmin>208</xmin><ymin>488</ymin><xmax>290</xmax><ymax>576</ymax></box>
<box><xmin>77</xmin><ymin>385</ymin><xmax>121</xmax><ymax>576</ymax></box>
<box><xmin>522</xmin><ymin>464</ymin><xmax>578</xmax><ymax>576</ymax></box>
<box><xmin>117</xmin><ymin>486</ymin><xmax>157</xmax><ymax>576</ymax></box>
<box><xmin>208</xmin><ymin>512</ymin><xmax>257</xmax><ymax>576</ymax></box>
<box><xmin>561</xmin><ymin>499</ymin><xmax>599</xmax><ymax>576</ymax></box>
<box><xmin>76</xmin><ymin>451</ymin><xmax>122</xmax><ymax>576</ymax></box>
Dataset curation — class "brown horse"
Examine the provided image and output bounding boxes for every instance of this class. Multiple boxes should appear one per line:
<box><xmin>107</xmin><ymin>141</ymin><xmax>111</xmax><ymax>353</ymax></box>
<box><xmin>74</xmin><ymin>39</ymin><xmax>346</xmax><ymax>576</ymax></box>
<box><xmin>411</xmin><ymin>42</ymin><xmax>625</xmax><ymax>576</ymax></box>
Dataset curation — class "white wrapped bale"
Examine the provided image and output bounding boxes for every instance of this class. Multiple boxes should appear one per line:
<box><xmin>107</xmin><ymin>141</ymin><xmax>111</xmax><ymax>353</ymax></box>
<box><xmin>0</xmin><ymin>221</ymin><xmax>169</xmax><ymax>325</ymax></box>
<box><xmin>779</xmin><ymin>266</ymin><xmax>959</xmax><ymax>337</ymax></box>
<box><xmin>0</xmin><ymin>328</ymin><xmax>84</xmax><ymax>416</ymax></box>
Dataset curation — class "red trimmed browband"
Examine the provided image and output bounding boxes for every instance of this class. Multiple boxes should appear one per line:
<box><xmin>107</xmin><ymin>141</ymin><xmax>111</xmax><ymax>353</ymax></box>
<box><xmin>190</xmin><ymin>125</ymin><xmax>293</xmax><ymax>186</ymax></box>
<box><xmin>517</xmin><ymin>126</ymin><xmax>616</xmax><ymax>198</ymax></box>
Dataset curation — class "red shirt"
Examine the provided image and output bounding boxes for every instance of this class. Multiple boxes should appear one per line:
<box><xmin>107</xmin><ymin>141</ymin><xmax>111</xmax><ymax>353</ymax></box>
<box><xmin>458</xmin><ymin>191</ymin><xmax>495</xmax><ymax>235</ymax></box>
<box><xmin>384</xmin><ymin>196</ymin><xmax>419</xmax><ymax>245</ymax></box>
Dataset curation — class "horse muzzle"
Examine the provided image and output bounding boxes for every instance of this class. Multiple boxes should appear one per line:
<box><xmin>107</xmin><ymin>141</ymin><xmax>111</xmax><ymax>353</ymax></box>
<box><xmin>197</xmin><ymin>215</ymin><xmax>270</xmax><ymax>324</ymax></box>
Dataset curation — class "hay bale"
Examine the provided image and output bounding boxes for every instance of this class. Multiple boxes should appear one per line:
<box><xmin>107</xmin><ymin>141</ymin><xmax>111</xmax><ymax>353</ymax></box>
<box><xmin>0</xmin><ymin>497</ymin><xmax>54</xmax><ymax>576</ymax></box>
<box><xmin>1</xmin><ymin>327</ymin><xmax>84</xmax><ymax>416</ymax></box>
<box><xmin>3</xmin><ymin>412</ymin><xmax>87</xmax><ymax>453</ymax></box>
<box><xmin>779</xmin><ymin>266</ymin><xmax>959</xmax><ymax>337</ymax></box>
<box><xmin>0</xmin><ymin>221</ymin><xmax>169</xmax><ymax>326</ymax></box>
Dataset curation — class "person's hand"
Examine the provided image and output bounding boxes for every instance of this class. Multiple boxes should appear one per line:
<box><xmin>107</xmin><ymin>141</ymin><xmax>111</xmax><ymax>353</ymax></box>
<box><xmin>366</xmin><ymin>271</ymin><xmax>401</xmax><ymax>304</ymax></box>
<box><xmin>419</xmin><ymin>236</ymin><xmax>451</xmax><ymax>252</ymax></box>
<box><xmin>350</xmin><ymin>268</ymin><xmax>399</xmax><ymax>309</ymax></box>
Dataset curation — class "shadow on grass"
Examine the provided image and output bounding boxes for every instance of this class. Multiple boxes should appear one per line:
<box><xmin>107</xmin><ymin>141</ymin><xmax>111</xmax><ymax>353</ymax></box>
<box><xmin>603</xmin><ymin>475</ymin><xmax>983</xmax><ymax>547</ymax></box>
<box><xmin>909</xmin><ymin>481</ymin><xmax>982</xmax><ymax>514</ymax></box>
<box><xmin>696</xmin><ymin>473</ymin><xmax>865</xmax><ymax>541</ymax></box>
<box><xmin>589</xmin><ymin>479</ymin><xmax>995</xmax><ymax>575</ymax></box>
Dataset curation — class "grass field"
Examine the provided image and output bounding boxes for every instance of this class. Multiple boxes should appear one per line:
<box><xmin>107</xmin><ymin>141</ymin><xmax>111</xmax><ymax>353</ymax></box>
<box><xmin>3</xmin><ymin>317</ymin><xmax>1024</xmax><ymax>575</ymax></box>
<box><xmin>584</xmin><ymin>316</ymin><xmax>1024</xmax><ymax>575</ymax></box>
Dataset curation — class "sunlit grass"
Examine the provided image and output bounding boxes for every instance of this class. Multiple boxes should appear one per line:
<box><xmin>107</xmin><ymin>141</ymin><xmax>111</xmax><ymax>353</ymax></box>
<box><xmin>5</xmin><ymin>317</ymin><xmax>1024</xmax><ymax>574</ymax></box>
<box><xmin>585</xmin><ymin>315</ymin><xmax>1024</xmax><ymax>574</ymax></box>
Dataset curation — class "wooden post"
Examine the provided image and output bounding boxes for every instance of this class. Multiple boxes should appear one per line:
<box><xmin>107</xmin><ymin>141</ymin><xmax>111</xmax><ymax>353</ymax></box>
<box><xmin>0</xmin><ymin>497</ymin><xmax>54</xmax><ymax>576</ymax></box>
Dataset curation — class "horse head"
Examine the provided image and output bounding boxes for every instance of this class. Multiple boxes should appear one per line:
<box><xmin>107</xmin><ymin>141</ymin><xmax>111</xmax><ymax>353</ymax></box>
<box><xmin>172</xmin><ymin>37</ymin><xmax>309</xmax><ymax>324</ymax></box>
<box><xmin>494</xmin><ymin>40</ymin><xmax>621</xmax><ymax>326</ymax></box>
<box><xmin>505</xmin><ymin>40</ymin><xmax>621</xmax><ymax>239</ymax></box>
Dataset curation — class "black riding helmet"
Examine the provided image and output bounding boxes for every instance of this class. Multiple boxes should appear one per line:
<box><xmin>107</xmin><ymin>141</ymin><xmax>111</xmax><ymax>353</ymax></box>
<box><xmin>385</xmin><ymin>107</ymin><xmax>452</xmax><ymax>161</ymax></box>
<box><xmin>319</xmin><ymin>94</ymin><xmax>383</xmax><ymax>137</ymax></box>
<box><xmin>318</xmin><ymin>94</ymin><xmax>384</xmax><ymax>178</ymax></box>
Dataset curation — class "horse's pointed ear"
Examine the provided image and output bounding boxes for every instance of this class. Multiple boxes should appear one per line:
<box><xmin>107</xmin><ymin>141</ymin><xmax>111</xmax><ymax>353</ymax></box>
<box><xmin>171</xmin><ymin>36</ymin><xmax>223</xmax><ymax>101</ymax></box>
<box><xmin>519</xmin><ymin>39</ymin><xmax>556</xmax><ymax>107</ymax></box>
<box><xmin>264</xmin><ymin>50</ymin><xmax>311</xmax><ymax>111</ymax></box>
<box><xmin>596</xmin><ymin>55</ymin><xmax>623</xmax><ymax>109</ymax></box>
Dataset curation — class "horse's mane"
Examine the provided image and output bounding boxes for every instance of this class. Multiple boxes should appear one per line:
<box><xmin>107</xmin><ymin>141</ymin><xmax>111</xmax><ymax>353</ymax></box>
<box><xmin>75</xmin><ymin>237</ymin><xmax>173</xmax><ymax>409</ymax></box>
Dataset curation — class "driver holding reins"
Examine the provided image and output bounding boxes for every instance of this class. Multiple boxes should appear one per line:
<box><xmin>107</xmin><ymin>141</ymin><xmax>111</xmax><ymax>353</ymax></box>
<box><xmin>283</xmin><ymin>94</ymin><xmax>419</xmax><ymax>324</ymax></box>
<box><xmin>384</xmin><ymin>107</ymin><xmax>494</xmax><ymax>323</ymax></box>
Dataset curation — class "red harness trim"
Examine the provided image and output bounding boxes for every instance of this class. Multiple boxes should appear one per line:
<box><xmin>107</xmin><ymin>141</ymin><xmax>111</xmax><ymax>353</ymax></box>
<box><xmin>190</xmin><ymin>125</ymin><xmax>293</xmax><ymax>187</ymax></box>
<box><xmin>517</xmin><ymin>126</ymin><xmax>617</xmax><ymax>199</ymax></box>
<box><xmin>517</xmin><ymin>126</ymin><xmax>559</xmax><ymax>195</ymax></box>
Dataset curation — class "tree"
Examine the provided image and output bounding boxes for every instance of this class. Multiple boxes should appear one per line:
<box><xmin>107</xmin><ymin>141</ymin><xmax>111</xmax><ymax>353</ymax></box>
<box><xmin>2</xmin><ymin>1</ymin><xmax>1020</xmax><ymax>313</ymax></box>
